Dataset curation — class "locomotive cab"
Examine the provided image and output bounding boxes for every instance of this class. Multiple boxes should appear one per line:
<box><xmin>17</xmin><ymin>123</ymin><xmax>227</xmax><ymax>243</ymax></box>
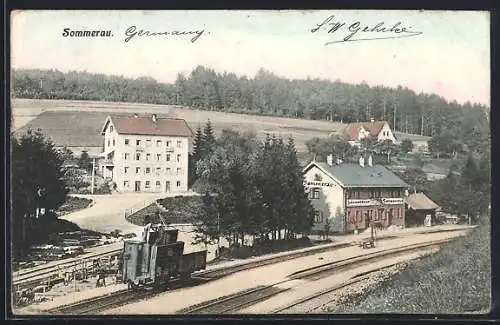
<box><xmin>121</xmin><ymin>224</ymin><xmax>205</xmax><ymax>291</ymax></box>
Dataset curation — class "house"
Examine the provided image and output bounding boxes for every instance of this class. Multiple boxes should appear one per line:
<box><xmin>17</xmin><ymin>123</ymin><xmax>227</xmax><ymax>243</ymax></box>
<box><xmin>99</xmin><ymin>113</ymin><xmax>193</xmax><ymax>193</ymax></box>
<box><xmin>342</xmin><ymin>119</ymin><xmax>396</xmax><ymax>146</ymax></box>
<box><xmin>404</xmin><ymin>192</ymin><xmax>440</xmax><ymax>227</ymax></box>
<box><xmin>303</xmin><ymin>155</ymin><xmax>409</xmax><ymax>234</ymax></box>
<box><xmin>393</xmin><ymin>131</ymin><xmax>431</xmax><ymax>153</ymax></box>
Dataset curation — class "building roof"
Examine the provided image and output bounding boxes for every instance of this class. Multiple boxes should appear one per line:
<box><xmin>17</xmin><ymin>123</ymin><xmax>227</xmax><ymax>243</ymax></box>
<box><xmin>304</xmin><ymin>161</ymin><xmax>408</xmax><ymax>188</ymax></box>
<box><xmin>343</xmin><ymin>121</ymin><xmax>388</xmax><ymax>141</ymax></box>
<box><xmin>102</xmin><ymin>114</ymin><xmax>193</xmax><ymax>137</ymax></box>
<box><xmin>394</xmin><ymin>131</ymin><xmax>431</xmax><ymax>142</ymax></box>
<box><xmin>405</xmin><ymin>192</ymin><xmax>440</xmax><ymax>210</ymax></box>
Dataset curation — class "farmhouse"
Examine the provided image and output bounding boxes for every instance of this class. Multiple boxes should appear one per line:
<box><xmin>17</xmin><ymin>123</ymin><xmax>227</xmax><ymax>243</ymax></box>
<box><xmin>99</xmin><ymin>114</ymin><xmax>193</xmax><ymax>193</ymax></box>
<box><xmin>342</xmin><ymin>119</ymin><xmax>396</xmax><ymax>146</ymax></box>
<box><xmin>303</xmin><ymin>155</ymin><xmax>409</xmax><ymax>234</ymax></box>
<box><xmin>394</xmin><ymin>131</ymin><xmax>431</xmax><ymax>153</ymax></box>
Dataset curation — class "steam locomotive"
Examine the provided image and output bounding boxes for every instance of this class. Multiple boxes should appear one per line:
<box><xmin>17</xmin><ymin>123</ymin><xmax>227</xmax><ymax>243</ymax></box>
<box><xmin>120</xmin><ymin>224</ymin><xmax>207</xmax><ymax>290</ymax></box>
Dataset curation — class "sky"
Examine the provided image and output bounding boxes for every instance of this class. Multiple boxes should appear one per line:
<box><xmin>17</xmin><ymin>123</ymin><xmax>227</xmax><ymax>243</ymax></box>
<box><xmin>11</xmin><ymin>10</ymin><xmax>490</xmax><ymax>106</ymax></box>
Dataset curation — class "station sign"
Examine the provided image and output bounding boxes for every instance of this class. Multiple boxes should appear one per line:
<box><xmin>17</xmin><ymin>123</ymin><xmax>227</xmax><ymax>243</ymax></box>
<box><xmin>304</xmin><ymin>181</ymin><xmax>337</xmax><ymax>187</ymax></box>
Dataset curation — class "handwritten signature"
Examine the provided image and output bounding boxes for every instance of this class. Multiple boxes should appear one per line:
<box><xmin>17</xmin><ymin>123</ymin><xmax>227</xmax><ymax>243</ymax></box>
<box><xmin>124</xmin><ymin>26</ymin><xmax>206</xmax><ymax>43</ymax></box>
<box><xmin>311</xmin><ymin>15</ymin><xmax>422</xmax><ymax>45</ymax></box>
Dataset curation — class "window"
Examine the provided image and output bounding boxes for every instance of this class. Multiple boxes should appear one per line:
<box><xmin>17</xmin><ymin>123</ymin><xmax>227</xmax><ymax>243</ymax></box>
<box><xmin>156</xmin><ymin>167</ymin><xmax>161</xmax><ymax>175</ymax></box>
<box><xmin>124</xmin><ymin>181</ymin><xmax>129</xmax><ymax>188</ymax></box>
<box><xmin>146</xmin><ymin>139</ymin><xmax>152</xmax><ymax>147</ymax></box>
<box><xmin>177</xmin><ymin>168</ymin><xmax>182</xmax><ymax>175</ymax></box>
<box><xmin>145</xmin><ymin>181</ymin><xmax>151</xmax><ymax>188</ymax></box>
<box><xmin>166</xmin><ymin>167</ymin><xmax>171</xmax><ymax>174</ymax></box>
<box><xmin>177</xmin><ymin>154</ymin><xmax>181</xmax><ymax>162</ymax></box>
<box><xmin>157</xmin><ymin>154</ymin><xmax>161</xmax><ymax>161</ymax></box>
<box><xmin>177</xmin><ymin>140</ymin><xmax>182</xmax><ymax>148</ymax></box>
<box><xmin>136</xmin><ymin>139</ymin><xmax>141</xmax><ymax>146</ymax></box>
<box><xmin>314</xmin><ymin>210</ymin><xmax>323</xmax><ymax>223</ymax></box>
<box><xmin>110</xmin><ymin>125</ymin><xmax>114</xmax><ymax>132</ymax></box>
<box><xmin>146</xmin><ymin>153</ymin><xmax>151</xmax><ymax>161</ymax></box>
<box><xmin>135</xmin><ymin>153</ymin><xmax>141</xmax><ymax>161</ymax></box>
<box><xmin>356</xmin><ymin>210</ymin><xmax>360</xmax><ymax>222</ymax></box>
<box><xmin>124</xmin><ymin>167</ymin><xmax>129</xmax><ymax>174</ymax></box>
<box><xmin>125</xmin><ymin>139</ymin><xmax>130</xmax><ymax>145</ymax></box>
<box><xmin>124</xmin><ymin>153</ymin><xmax>130</xmax><ymax>160</ymax></box>
<box><xmin>107</xmin><ymin>139</ymin><xmax>110</xmax><ymax>146</ymax></box>
<box><xmin>155</xmin><ymin>180</ymin><xmax>161</xmax><ymax>188</ymax></box>
<box><xmin>176</xmin><ymin>181</ymin><xmax>181</xmax><ymax>187</ymax></box>
<box><xmin>166</xmin><ymin>154</ymin><xmax>171</xmax><ymax>162</ymax></box>
<box><xmin>311</xmin><ymin>188</ymin><xmax>320</xmax><ymax>199</ymax></box>
<box><xmin>136</xmin><ymin>167</ymin><xmax>140</xmax><ymax>174</ymax></box>
<box><xmin>146</xmin><ymin>167</ymin><xmax>151</xmax><ymax>174</ymax></box>
<box><xmin>112</xmin><ymin>139</ymin><xmax>115</xmax><ymax>146</ymax></box>
<box><xmin>156</xmin><ymin>140</ymin><xmax>162</xmax><ymax>147</ymax></box>
<box><xmin>166</xmin><ymin>140</ymin><xmax>171</xmax><ymax>147</ymax></box>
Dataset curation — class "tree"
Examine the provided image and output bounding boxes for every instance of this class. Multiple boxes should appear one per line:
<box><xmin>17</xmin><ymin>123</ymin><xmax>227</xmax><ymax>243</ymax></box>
<box><xmin>376</xmin><ymin>139</ymin><xmax>398</xmax><ymax>163</ymax></box>
<box><xmin>202</xmin><ymin>120</ymin><xmax>216</xmax><ymax>156</ymax></box>
<box><xmin>189</xmin><ymin>126</ymin><xmax>204</xmax><ymax>187</ymax></box>
<box><xmin>11</xmin><ymin>129</ymin><xmax>69</xmax><ymax>257</ymax></box>
<box><xmin>400</xmin><ymin>139</ymin><xmax>414</xmax><ymax>153</ymax></box>
<box><xmin>78</xmin><ymin>150</ymin><xmax>92</xmax><ymax>172</ymax></box>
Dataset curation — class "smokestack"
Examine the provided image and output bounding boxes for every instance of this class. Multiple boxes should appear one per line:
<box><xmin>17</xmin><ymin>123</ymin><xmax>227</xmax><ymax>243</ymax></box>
<box><xmin>326</xmin><ymin>154</ymin><xmax>333</xmax><ymax>166</ymax></box>
<box><xmin>152</xmin><ymin>114</ymin><xmax>157</xmax><ymax>123</ymax></box>
<box><xmin>368</xmin><ymin>155</ymin><xmax>373</xmax><ymax>167</ymax></box>
<box><xmin>359</xmin><ymin>156</ymin><xmax>365</xmax><ymax>167</ymax></box>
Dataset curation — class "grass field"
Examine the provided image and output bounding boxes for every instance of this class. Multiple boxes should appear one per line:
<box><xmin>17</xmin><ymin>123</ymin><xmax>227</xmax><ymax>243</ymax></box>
<box><xmin>11</xmin><ymin>98</ymin><xmax>345</xmax><ymax>154</ymax></box>
<box><xmin>330</xmin><ymin>219</ymin><xmax>491</xmax><ymax>314</ymax></box>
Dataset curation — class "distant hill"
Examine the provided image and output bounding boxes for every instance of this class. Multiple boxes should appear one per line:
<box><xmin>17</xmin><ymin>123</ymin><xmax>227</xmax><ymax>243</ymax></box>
<box><xmin>12</xmin><ymin>98</ymin><xmax>345</xmax><ymax>156</ymax></box>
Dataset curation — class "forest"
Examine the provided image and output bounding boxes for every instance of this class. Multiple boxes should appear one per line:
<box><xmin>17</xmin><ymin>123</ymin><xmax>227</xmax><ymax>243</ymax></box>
<box><xmin>11</xmin><ymin>67</ymin><xmax>489</xmax><ymax>152</ymax></box>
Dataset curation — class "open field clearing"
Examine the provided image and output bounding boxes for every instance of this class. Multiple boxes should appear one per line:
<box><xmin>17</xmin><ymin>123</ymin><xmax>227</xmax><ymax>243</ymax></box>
<box><xmin>12</xmin><ymin>98</ymin><xmax>344</xmax><ymax>153</ymax></box>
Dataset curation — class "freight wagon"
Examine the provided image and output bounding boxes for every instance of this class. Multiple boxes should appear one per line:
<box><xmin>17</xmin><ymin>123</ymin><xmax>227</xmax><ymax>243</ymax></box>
<box><xmin>120</xmin><ymin>225</ymin><xmax>207</xmax><ymax>290</ymax></box>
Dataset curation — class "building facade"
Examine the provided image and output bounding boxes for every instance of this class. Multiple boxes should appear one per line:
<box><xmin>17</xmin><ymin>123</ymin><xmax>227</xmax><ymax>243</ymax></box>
<box><xmin>342</xmin><ymin>120</ymin><xmax>397</xmax><ymax>146</ymax></box>
<box><xmin>303</xmin><ymin>157</ymin><xmax>408</xmax><ymax>234</ymax></box>
<box><xmin>99</xmin><ymin>114</ymin><xmax>193</xmax><ymax>193</ymax></box>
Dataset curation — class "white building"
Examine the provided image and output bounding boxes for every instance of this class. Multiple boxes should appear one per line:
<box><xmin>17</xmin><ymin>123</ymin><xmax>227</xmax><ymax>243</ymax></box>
<box><xmin>342</xmin><ymin>119</ymin><xmax>397</xmax><ymax>146</ymax></box>
<box><xmin>393</xmin><ymin>131</ymin><xmax>431</xmax><ymax>153</ymax></box>
<box><xmin>99</xmin><ymin>114</ymin><xmax>193</xmax><ymax>193</ymax></box>
<box><xmin>303</xmin><ymin>155</ymin><xmax>408</xmax><ymax>234</ymax></box>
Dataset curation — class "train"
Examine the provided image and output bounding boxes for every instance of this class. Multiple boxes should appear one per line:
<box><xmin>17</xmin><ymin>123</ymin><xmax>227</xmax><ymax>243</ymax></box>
<box><xmin>119</xmin><ymin>224</ymin><xmax>207</xmax><ymax>290</ymax></box>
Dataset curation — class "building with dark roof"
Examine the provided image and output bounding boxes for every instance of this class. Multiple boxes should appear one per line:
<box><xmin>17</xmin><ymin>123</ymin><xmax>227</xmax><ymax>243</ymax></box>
<box><xmin>404</xmin><ymin>192</ymin><xmax>440</xmax><ymax>226</ymax></box>
<box><xmin>99</xmin><ymin>114</ymin><xmax>193</xmax><ymax>193</ymax></box>
<box><xmin>303</xmin><ymin>156</ymin><xmax>409</xmax><ymax>234</ymax></box>
<box><xmin>393</xmin><ymin>131</ymin><xmax>431</xmax><ymax>153</ymax></box>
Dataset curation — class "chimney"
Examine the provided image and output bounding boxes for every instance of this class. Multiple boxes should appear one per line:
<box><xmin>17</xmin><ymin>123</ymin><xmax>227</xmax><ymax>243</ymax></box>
<box><xmin>326</xmin><ymin>154</ymin><xmax>333</xmax><ymax>166</ymax></box>
<box><xmin>152</xmin><ymin>114</ymin><xmax>157</xmax><ymax>123</ymax></box>
<box><xmin>359</xmin><ymin>156</ymin><xmax>365</xmax><ymax>167</ymax></box>
<box><xmin>134</xmin><ymin>113</ymin><xmax>138</xmax><ymax>118</ymax></box>
<box><xmin>368</xmin><ymin>155</ymin><xmax>373</xmax><ymax>167</ymax></box>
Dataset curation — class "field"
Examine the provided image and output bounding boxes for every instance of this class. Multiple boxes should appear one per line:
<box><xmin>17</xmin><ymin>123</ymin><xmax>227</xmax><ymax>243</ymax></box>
<box><xmin>11</xmin><ymin>98</ymin><xmax>345</xmax><ymax>154</ymax></box>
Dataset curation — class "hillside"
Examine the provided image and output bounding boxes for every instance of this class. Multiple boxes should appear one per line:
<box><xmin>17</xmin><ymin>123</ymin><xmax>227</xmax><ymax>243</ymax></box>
<box><xmin>12</xmin><ymin>98</ymin><xmax>345</xmax><ymax>154</ymax></box>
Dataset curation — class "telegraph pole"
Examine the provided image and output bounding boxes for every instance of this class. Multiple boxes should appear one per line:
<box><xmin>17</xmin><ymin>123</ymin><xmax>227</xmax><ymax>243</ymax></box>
<box><xmin>91</xmin><ymin>157</ymin><xmax>96</xmax><ymax>194</ymax></box>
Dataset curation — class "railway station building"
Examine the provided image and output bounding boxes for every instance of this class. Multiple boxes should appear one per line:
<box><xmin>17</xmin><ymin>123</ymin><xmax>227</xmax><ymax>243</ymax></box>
<box><xmin>99</xmin><ymin>114</ymin><xmax>193</xmax><ymax>193</ymax></box>
<box><xmin>303</xmin><ymin>155</ymin><xmax>409</xmax><ymax>234</ymax></box>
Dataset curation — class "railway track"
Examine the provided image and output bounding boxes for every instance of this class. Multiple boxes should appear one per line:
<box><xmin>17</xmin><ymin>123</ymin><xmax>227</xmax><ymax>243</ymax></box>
<box><xmin>271</xmin><ymin>262</ymin><xmax>405</xmax><ymax>314</ymax></box>
<box><xmin>46</xmin><ymin>237</ymin><xmax>454</xmax><ymax>315</ymax></box>
<box><xmin>176</xmin><ymin>239</ymin><xmax>449</xmax><ymax>315</ymax></box>
<box><xmin>48</xmin><ymin>277</ymin><xmax>210</xmax><ymax>315</ymax></box>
